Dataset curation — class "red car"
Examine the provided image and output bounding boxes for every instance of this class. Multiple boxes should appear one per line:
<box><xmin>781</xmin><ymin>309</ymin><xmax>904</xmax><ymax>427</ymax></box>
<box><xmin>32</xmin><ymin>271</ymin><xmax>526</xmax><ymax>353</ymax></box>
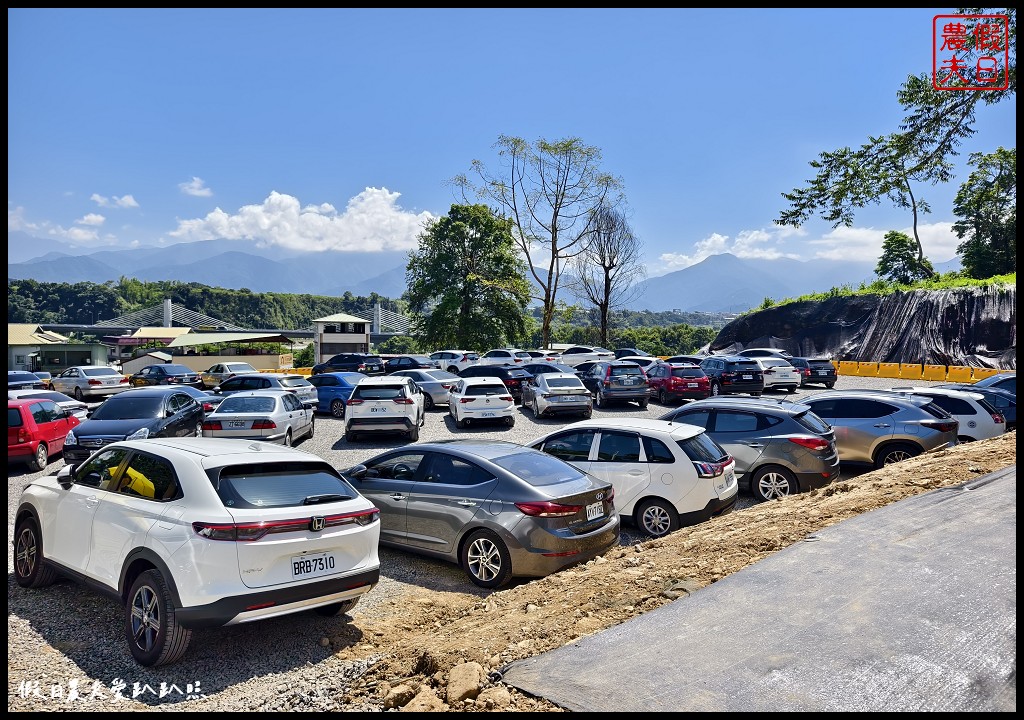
<box><xmin>646</xmin><ymin>362</ymin><xmax>711</xmax><ymax>404</ymax></box>
<box><xmin>8</xmin><ymin>397</ymin><xmax>81</xmax><ymax>472</ymax></box>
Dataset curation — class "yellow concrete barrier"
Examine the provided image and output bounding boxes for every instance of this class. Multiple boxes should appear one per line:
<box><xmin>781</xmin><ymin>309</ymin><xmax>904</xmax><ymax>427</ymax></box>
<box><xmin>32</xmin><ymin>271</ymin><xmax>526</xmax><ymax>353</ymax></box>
<box><xmin>946</xmin><ymin>366</ymin><xmax>973</xmax><ymax>383</ymax></box>
<box><xmin>899</xmin><ymin>363</ymin><xmax>923</xmax><ymax>381</ymax></box>
<box><xmin>877</xmin><ymin>362</ymin><xmax>901</xmax><ymax>378</ymax></box>
<box><xmin>838</xmin><ymin>361</ymin><xmax>858</xmax><ymax>376</ymax></box>
<box><xmin>921</xmin><ymin>364</ymin><xmax>947</xmax><ymax>381</ymax></box>
<box><xmin>857</xmin><ymin>361</ymin><xmax>879</xmax><ymax>377</ymax></box>
<box><xmin>971</xmin><ymin>368</ymin><xmax>1001</xmax><ymax>382</ymax></box>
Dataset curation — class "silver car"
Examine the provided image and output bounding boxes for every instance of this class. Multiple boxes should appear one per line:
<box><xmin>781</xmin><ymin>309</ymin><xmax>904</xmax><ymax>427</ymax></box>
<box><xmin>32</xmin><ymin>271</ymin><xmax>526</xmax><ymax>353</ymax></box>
<box><xmin>523</xmin><ymin>372</ymin><xmax>593</xmax><ymax>419</ymax></box>
<box><xmin>51</xmin><ymin>365</ymin><xmax>130</xmax><ymax>401</ymax></box>
<box><xmin>801</xmin><ymin>390</ymin><xmax>959</xmax><ymax>468</ymax></box>
<box><xmin>200</xmin><ymin>361</ymin><xmax>259</xmax><ymax>389</ymax></box>
<box><xmin>343</xmin><ymin>439</ymin><xmax>620</xmax><ymax>588</ymax></box>
<box><xmin>660</xmin><ymin>397</ymin><xmax>841</xmax><ymax>502</ymax></box>
<box><xmin>201</xmin><ymin>390</ymin><xmax>315</xmax><ymax>446</ymax></box>
<box><xmin>209</xmin><ymin>372</ymin><xmax>318</xmax><ymax>407</ymax></box>
<box><xmin>389</xmin><ymin>368</ymin><xmax>460</xmax><ymax>411</ymax></box>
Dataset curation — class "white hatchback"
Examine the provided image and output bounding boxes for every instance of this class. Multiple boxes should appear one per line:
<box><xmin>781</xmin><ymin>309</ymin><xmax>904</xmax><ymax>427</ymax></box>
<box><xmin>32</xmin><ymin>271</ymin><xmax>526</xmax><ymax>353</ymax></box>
<box><xmin>752</xmin><ymin>357</ymin><xmax>801</xmax><ymax>393</ymax></box>
<box><xmin>13</xmin><ymin>437</ymin><xmax>380</xmax><ymax>667</ymax></box>
<box><xmin>448</xmin><ymin>376</ymin><xmax>516</xmax><ymax>428</ymax></box>
<box><xmin>528</xmin><ymin>418</ymin><xmax>738</xmax><ymax>538</ymax></box>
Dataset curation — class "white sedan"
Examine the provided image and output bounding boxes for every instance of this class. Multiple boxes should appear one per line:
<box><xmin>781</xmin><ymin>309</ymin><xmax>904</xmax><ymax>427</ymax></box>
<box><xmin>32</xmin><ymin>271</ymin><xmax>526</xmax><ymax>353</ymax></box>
<box><xmin>14</xmin><ymin>437</ymin><xmax>380</xmax><ymax>667</ymax></box>
<box><xmin>558</xmin><ymin>345</ymin><xmax>615</xmax><ymax>367</ymax></box>
<box><xmin>201</xmin><ymin>389</ymin><xmax>315</xmax><ymax>446</ymax></box>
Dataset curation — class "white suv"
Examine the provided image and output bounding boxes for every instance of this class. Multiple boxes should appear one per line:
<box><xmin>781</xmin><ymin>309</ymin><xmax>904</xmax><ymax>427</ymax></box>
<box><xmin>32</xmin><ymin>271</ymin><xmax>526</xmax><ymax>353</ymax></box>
<box><xmin>476</xmin><ymin>348</ymin><xmax>532</xmax><ymax>366</ymax></box>
<box><xmin>448</xmin><ymin>376</ymin><xmax>516</xmax><ymax>428</ymax></box>
<box><xmin>528</xmin><ymin>418</ymin><xmax>738</xmax><ymax>538</ymax></box>
<box><xmin>13</xmin><ymin>437</ymin><xmax>381</xmax><ymax>667</ymax></box>
<box><xmin>889</xmin><ymin>386</ymin><xmax>1006</xmax><ymax>442</ymax></box>
<box><xmin>428</xmin><ymin>350</ymin><xmax>480</xmax><ymax>374</ymax></box>
<box><xmin>345</xmin><ymin>375</ymin><xmax>425</xmax><ymax>442</ymax></box>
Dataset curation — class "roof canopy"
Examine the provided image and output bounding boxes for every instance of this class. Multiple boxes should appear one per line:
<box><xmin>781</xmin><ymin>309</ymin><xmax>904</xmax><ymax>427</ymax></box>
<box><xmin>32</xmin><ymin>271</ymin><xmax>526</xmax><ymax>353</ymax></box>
<box><xmin>166</xmin><ymin>332</ymin><xmax>297</xmax><ymax>348</ymax></box>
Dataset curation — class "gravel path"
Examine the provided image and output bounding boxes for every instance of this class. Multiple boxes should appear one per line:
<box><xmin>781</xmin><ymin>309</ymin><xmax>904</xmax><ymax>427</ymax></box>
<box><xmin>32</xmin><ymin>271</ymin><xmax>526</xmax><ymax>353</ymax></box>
<box><xmin>7</xmin><ymin>374</ymin><xmax>949</xmax><ymax>711</ymax></box>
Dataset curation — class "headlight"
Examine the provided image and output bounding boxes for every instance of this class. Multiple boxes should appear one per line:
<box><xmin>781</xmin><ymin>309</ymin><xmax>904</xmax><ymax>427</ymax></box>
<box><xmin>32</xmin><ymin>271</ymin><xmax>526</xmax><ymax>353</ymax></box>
<box><xmin>126</xmin><ymin>427</ymin><xmax>151</xmax><ymax>440</ymax></box>
<box><xmin>65</xmin><ymin>430</ymin><xmax>77</xmax><ymax>445</ymax></box>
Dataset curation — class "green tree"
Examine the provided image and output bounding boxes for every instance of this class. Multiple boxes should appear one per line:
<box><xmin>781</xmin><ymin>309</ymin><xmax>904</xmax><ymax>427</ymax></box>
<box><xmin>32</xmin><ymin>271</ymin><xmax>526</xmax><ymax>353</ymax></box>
<box><xmin>375</xmin><ymin>335</ymin><xmax>421</xmax><ymax>354</ymax></box>
<box><xmin>292</xmin><ymin>344</ymin><xmax>316</xmax><ymax>368</ymax></box>
<box><xmin>952</xmin><ymin>146</ymin><xmax>1016</xmax><ymax>278</ymax></box>
<box><xmin>404</xmin><ymin>204</ymin><xmax>532</xmax><ymax>351</ymax></box>
<box><xmin>454</xmin><ymin>136</ymin><xmax>624</xmax><ymax>349</ymax></box>
<box><xmin>875</xmin><ymin>231</ymin><xmax>935</xmax><ymax>284</ymax></box>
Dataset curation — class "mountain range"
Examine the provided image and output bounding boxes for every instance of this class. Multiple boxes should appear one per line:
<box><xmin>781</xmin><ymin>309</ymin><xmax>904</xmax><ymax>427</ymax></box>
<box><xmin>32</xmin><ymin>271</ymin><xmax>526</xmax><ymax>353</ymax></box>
<box><xmin>7</xmin><ymin>231</ymin><xmax>960</xmax><ymax>313</ymax></box>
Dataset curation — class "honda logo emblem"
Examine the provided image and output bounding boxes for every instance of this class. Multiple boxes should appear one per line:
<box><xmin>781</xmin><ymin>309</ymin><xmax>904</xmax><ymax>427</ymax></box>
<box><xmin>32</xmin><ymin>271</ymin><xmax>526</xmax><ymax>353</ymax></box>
<box><xmin>310</xmin><ymin>516</ymin><xmax>326</xmax><ymax>532</ymax></box>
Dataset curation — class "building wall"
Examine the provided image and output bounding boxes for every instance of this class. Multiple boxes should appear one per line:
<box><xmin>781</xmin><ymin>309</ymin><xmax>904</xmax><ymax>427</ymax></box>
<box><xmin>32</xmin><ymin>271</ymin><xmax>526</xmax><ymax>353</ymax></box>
<box><xmin>9</xmin><ymin>344</ymin><xmax>107</xmax><ymax>373</ymax></box>
<box><xmin>315</xmin><ymin>322</ymin><xmax>370</xmax><ymax>364</ymax></box>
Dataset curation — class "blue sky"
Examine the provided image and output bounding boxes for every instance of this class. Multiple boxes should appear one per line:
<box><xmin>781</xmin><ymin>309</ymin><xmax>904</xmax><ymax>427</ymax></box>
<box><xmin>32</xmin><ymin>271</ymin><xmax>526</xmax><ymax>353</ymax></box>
<box><xmin>8</xmin><ymin>8</ymin><xmax>1016</xmax><ymax>277</ymax></box>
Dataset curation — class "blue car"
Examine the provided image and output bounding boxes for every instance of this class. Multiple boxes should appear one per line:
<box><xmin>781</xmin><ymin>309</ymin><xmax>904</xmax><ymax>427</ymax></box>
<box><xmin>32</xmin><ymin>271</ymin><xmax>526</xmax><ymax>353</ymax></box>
<box><xmin>307</xmin><ymin>371</ymin><xmax>364</xmax><ymax>417</ymax></box>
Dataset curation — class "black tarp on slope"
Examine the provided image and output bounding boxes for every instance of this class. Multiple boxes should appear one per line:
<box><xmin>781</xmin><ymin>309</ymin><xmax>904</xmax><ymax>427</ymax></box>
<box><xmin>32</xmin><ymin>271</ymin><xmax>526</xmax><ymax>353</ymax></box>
<box><xmin>711</xmin><ymin>285</ymin><xmax>1016</xmax><ymax>368</ymax></box>
<box><xmin>500</xmin><ymin>467</ymin><xmax>1016</xmax><ymax>712</ymax></box>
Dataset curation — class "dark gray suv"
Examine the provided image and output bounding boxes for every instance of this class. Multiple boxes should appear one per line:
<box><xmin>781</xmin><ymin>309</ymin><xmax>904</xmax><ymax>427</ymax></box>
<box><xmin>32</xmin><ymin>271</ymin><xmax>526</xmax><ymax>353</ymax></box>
<box><xmin>579</xmin><ymin>361</ymin><xmax>650</xmax><ymax>409</ymax></box>
<box><xmin>659</xmin><ymin>397</ymin><xmax>840</xmax><ymax>502</ymax></box>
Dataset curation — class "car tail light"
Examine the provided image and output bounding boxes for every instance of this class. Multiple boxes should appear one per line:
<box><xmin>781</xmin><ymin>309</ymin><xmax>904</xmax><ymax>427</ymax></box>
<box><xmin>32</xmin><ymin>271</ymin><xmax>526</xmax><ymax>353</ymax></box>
<box><xmin>347</xmin><ymin>398</ymin><xmax>364</xmax><ymax>405</ymax></box>
<box><xmin>357</xmin><ymin>363</ymin><xmax>367</xmax><ymax>371</ymax></box>
<box><xmin>459</xmin><ymin>397</ymin><xmax>474</xmax><ymax>403</ymax></box>
<box><xmin>202</xmin><ymin>402</ymin><xmax>215</xmax><ymax>412</ymax></box>
<box><xmin>789</xmin><ymin>436</ymin><xmax>831</xmax><ymax>451</ymax></box>
<box><xmin>393</xmin><ymin>397</ymin><xmax>414</xmax><ymax>404</ymax></box>
<box><xmin>991</xmin><ymin>412</ymin><xmax>1005</xmax><ymax>424</ymax></box>
<box><xmin>500</xmin><ymin>395</ymin><xmax>513</xmax><ymax>402</ymax></box>
<box><xmin>514</xmin><ymin>501</ymin><xmax>581</xmax><ymax>517</ymax></box>
<box><xmin>202</xmin><ymin>420</ymin><xmax>222</xmax><ymax>430</ymax></box>
<box><xmin>692</xmin><ymin>460</ymin><xmax>728</xmax><ymax>478</ymax></box>
<box><xmin>763</xmin><ymin>369</ymin><xmax>775</xmax><ymax>375</ymax></box>
<box><xmin>88</xmin><ymin>379</ymin><xmax>103</xmax><ymax>386</ymax></box>
<box><xmin>120</xmin><ymin>377</ymin><xmax>129</xmax><ymax>384</ymax></box>
<box><xmin>252</xmin><ymin>419</ymin><xmax>277</xmax><ymax>429</ymax></box>
<box><xmin>922</xmin><ymin>420</ymin><xmax>958</xmax><ymax>433</ymax></box>
<box><xmin>192</xmin><ymin>509</ymin><xmax>379</xmax><ymax>542</ymax></box>
<box><xmin>17</xmin><ymin>428</ymin><xmax>29</xmax><ymax>443</ymax></box>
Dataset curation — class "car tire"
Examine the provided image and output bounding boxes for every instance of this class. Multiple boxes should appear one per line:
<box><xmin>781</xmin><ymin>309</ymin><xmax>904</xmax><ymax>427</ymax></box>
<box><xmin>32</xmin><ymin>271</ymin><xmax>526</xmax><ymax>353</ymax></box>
<box><xmin>751</xmin><ymin>465</ymin><xmax>798</xmax><ymax>502</ymax></box>
<box><xmin>461</xmin><ymin>529</ymin><xmax>513</xmax><ymax>589</ymax></box>
<box><xmin>423</xmin><ymin>394</ymin><xmax>434</xmax><ymax>412</ymax></box>
<box><xmin>659</xmin><ymin>390</ymin><xmax>670</xmax><ymax>405</ymax></box>
<box><xmin>28</xmin><ymin>442</ymin><xmax>48</xmax><ymax>472</ymax></box>
<box><xmin>345</xmin><ymin>429</ymin><xmax>358</xmax><ymax>443</ymax></box>
<box><xmin>306</xmin><ymin>415</ymin><xmax>315</xmax><ymax>440</ymax></box>
<box><xmin>284</xmin><ymin>430</ymin><xmax>293</xmax><ymax>447</ymax></box>
<box><xmin>194</xmin><ymin>422</ymin><xmax>203</xmax><ymax>437</ymax></box>
<box><xmin>635</xmin><ymin>498</ymin><xmax>679</xmax><ymax>538</ymax></box>
<box><xmin>874</xmin><ymin>442</ymin><xmax>920</xmax><ymax>469</ymax></box>
<box><xmin>447</xmin><ymin>366</ymin><xmax>459</xmax><ymax>374</ymax></box>
<box><xmin>125</xmin><ymin>569</ymin><xmax>192</xmax><ymax>667</ymax></box>
<box><xmin>313</xmin><ymin>598</ymin><xmax>360</xmax><ymax>617</ymax></box>
<box><xmin>330</xmin><ymin>399</ymin><xmax>346</xmax><ymax>418</ymax></box>
<box><xmin>74</xmin><ymin>387</ymin><xmax>85</xmax><ymax>401</ymax></box>
<box><xmin>408</xmin><ymin>424</ymin><xmax>420</xmax><ymax>442</ymax></box>
<box><xmin>710</xmin><ymin>381</ymin><xmax>721</xmax><ymax>397</ymax></box>
<box><xmin>825</xmin><ymin>382</ymin><xmax>835</xmax><ymax>389</ymax></box>
<box><xmin>595</xmin><ymin>390</ymin><xmax>606</xmax><ymax>408</ymax></box>
<box><xmin>14</xmin><ymin>517</ymin><xmax>58</xmax><ymax>589</ymax></box>
<box><xmin>504</xmin><ymin>415</ymin><xmax>515</xmax><ymax>428</ymax></box>
<box><xmin>787</xmin><ymin>386</ymin><xmax>797</xmax><ymax>393</ymax></box>
<box><xmin>638</xmin><ymin>399</ymin><xmax>649</xmax><ymax>409</ymax></box>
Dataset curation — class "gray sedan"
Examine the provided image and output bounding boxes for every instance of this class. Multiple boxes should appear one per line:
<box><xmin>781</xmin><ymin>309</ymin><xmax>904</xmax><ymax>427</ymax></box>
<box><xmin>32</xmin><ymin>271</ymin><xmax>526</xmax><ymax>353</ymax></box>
<box><xmin>388</xmin><ymin>368</ymin><xmax>460</xmax><ymax>411</ymax></box>
<box><xmin>50</xmin><ymin>365</ymin><xmax>130</xmax><ymax>401</ymax></box>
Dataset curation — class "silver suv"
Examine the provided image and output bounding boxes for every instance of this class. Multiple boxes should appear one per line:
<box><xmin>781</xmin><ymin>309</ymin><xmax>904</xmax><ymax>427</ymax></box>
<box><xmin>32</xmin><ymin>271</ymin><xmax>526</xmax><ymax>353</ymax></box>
<box><xmin>801</xmin><ymin>390</ymin><xmax>959</xmax><ymax>469</ymax></box>
<box><xmin>345</xmin><ymin>376</ymin><xmax>425</xmax><ymax>443</ymax></box>
<box><xmin>659</xmin><ymin>397</ymin><xmax>840</xmax><ymax>502</ymax></box>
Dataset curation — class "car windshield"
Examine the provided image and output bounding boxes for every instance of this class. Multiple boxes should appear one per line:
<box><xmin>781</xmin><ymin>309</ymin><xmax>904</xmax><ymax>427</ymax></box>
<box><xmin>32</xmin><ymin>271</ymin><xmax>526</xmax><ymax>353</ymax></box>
<box><xmin>218</xmin><ymin>397</ymin><xmax>277</xmax><ymax>413</ymax></box>
<box><xmin>491</xmin><ymin>451</ymin><xmax>588</xmax><ymax>487</ymax></box>
<box><xmin>83</xmin><ymin>367</ymin><xmax>120</xmax><ymax>377</ymax></box>
<box><xmin>609</xmin><ymin>365</ymin><xmax>643</xmax><ymax>377</ymax></box>
<box><xmin>214</xmin><ymin>462</ymin><xmax>355</xmax><ymax>509</ymax></box>
<box><xmin>279</xmin><ymin>377</ymin><xmax>311</xmax><ymax>388</ymax></box>
<box><xmin>90</xmin><ymin>396</ymin><xmax>163</xmax><ymax>420</ymax></box>
<box><xmin>163</xmin><ymin>365</ymin><xmax>194</xmax><ymax>374</ymax></box>
<box><xmin>15</xmin><ymin>391</ymin><xmax>75</xmax><ymax>403</ymax></box>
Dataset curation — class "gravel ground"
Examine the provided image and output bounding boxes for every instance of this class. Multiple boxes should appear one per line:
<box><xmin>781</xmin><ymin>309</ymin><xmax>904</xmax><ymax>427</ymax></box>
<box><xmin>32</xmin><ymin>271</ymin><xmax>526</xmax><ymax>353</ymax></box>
<box><xmin>7</xmin><ymin>374</ymin><xmax>951</xmax><ymax>711</ymax></box>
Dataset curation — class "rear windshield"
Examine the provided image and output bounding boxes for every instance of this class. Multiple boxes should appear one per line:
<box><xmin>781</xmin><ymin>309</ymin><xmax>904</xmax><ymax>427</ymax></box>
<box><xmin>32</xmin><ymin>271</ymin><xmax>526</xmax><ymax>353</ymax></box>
<box><xmin>491</xmin><ymin>451</ymin><xmax>588</xmax><ymax>487</ymax></box>
<box><xmin>90</xmin><ymin>396</ymin><xmax>163</xmax><ymax>420</ymax></box>
<box><xmin>794</xmin><ymin>410</ymin><xmax>831</xmax><ymax>434</ymax></box>
<box><xmin>677</xmin><ymin>433</ymin><xmax>729</xmax><ymax>463</ymax></box>
<box><xmin>807</xmin><ymin>360</ymin><xmax>835</xmax><ymax>370</ymax></box>
<box><xmin>218</xmin><ymin>397</ymin><xmax>276</xmax><ymax>413</ymax></box>
<box><xmin>354</xmin><ymin>385</ymin><xmax>405</xmax><ymax>399</ymax></box>
<box><xmin>83</xmin><ymin>367</ymin><xmax>120</xmax><ymax>377</ymax></box>
<box><xmin>547</xmin><ymin>377</ymin><xmax>584</xmax><ymax>388</ymax></box>
<box><xmin>280</xmin><ymin>377</ymin><xmax>312</xmax><ymax>388</ymax></box>
<box><xmin>214</xmin><ymin>462</ymin><xmax>356</xmax><ymax>509</ymax></box>
<box><xmin>9</xmin><ymin>372</ymin><xmax>40</xmax><ymax>383</ymax></box>
<box><xmin>466</xmin><ymin>385</ymin><xmax>507</xmax><ymax>396</ymax></box>
<box><xmin>608</xmin><ymin>365</ymin><xmax>643</xmax><ymax>377</ymax></box>
<box><xmin>8</xmin><ymin>408</ymin><xmax>24</xmax><ymax>427</ymax></box>
<box><xmin>671</xmin><ymin>367</ymin><xmax>705</xmax><ymax>378</ymax></box>
<box><xmin>226</xmin><ymin>363</ymin><xmax>256</xmax><ymax>372</ymax></box>
<box><xmin>164</xmin><ymin>365</ymin><xmax>194</xmax><ymax>374</ymax></box>
<box><xmin>726</xmin><ymin>361</ymin><xmax>761</xmax><ymax>371</ymax></box>
<box><xmin>922</xmin><ymin>401</ymin><xmax>953</xmax><ymax>419</ymax></box>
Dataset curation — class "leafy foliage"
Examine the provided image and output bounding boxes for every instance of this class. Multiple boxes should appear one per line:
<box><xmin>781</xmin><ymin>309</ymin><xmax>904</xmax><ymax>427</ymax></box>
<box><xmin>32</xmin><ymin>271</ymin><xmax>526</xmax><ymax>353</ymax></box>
<box><xmin>875</xmin><ymin>231</ymin><xmax>935</xmax><ymax>284</ymax></box>
<box><xmin>404</xmin><ymin>204</ymin><xmax>532</xmax><ymax>351</ymax></box>
<box><xmin>375</xmin><ymin>335</ymin><xmax>422</xmax><ymax>354</ymax></box>
<box><xmin>952</xmin><ymin>146</ymin><xmax>1016</xmax><ymax>278</ymax></box>
<box><xmin>769</xmin><ymin>271</ymin><xmax>1015</xmax><ymax>306</ymax></box>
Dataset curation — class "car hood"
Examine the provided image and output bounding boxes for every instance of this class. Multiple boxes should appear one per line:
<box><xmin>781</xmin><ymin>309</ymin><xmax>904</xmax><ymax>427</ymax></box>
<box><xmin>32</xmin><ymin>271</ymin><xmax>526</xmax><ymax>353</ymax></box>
<box><xmin>74</xmin><ymin>418</ymin><xmax>163</xmax><ymax>437</ymax></box>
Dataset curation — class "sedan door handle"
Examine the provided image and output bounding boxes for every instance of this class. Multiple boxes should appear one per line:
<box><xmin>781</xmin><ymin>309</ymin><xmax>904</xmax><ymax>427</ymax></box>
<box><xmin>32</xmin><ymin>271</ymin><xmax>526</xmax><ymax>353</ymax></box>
<box><xmin>456</xmin><ymin>500</ymin><xmax>477</xmax><ymax>507</ymax></box>
<box><xmin>743</xmin><ymin>442</ymin><xmax>764</xmax><ymax>448</ymax></box>
<box><xmin>85</xmin><ymin>496</ymin><xmax>100</xmax><ymax>508</ymax></box>
<box><xmin>389</xmin><ymin>493</ymin><xmax>406</xmax><ymax>500</ymax></box>
<box><xmin>873</xmin><ymin>423</ymin><xmax>891</xmax><ymax>428</ymax></box>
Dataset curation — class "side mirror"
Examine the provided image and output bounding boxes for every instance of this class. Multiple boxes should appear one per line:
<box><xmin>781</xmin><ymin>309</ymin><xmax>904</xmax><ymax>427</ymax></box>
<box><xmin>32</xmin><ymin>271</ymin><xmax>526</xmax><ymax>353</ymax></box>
<box><xmin>346</xmin><ymin>464</ymin><xmax>367</xmax><ymax>480</ymax></box>
<box><xmin>56</xmin><ymin>465</ymin><xmax>75</xmax><ymax>489</ymax></box>
<box><xmin>303</xmin><ymin>402</ymin><xmax>316</xmax><ymax>410</ymax></box>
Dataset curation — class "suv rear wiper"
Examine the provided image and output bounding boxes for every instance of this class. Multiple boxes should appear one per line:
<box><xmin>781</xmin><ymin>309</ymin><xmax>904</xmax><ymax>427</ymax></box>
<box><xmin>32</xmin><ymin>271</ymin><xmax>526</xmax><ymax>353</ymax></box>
<box><xmin>302</xmin><ymin>493</ymin><xmax>349</xmax><ymax>505</ymax></box>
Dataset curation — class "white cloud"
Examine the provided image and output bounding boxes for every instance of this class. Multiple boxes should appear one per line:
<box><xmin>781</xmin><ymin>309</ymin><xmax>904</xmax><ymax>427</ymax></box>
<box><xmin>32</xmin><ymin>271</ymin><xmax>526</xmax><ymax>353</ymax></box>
<box><xmin>179</xmin><ymin>177</ymin><xmax>213</xmax><ymax>197</ymax></box>
<box><xmin>58</xmin><ymin>225</ymin><xmax>101</xmax><ymax>242</ymax></box>
<box><xmin>90</xmin><ymin>193</ymin><xmax>139</xmax><ymax>208</ymax></box>
<box><xmin>8</xmin><ymin>205</ymin><xmax>39</xmax><ymax>232</ymax></box>
<box><xmin>807</xmin><ymin>222</ymin><xmax>960</xmax><ymax>263</ymax></box>
<box><xmin>654</xmin><ymin>227</ymin><xmax>802</xmax><ymax>273</ymax></box>
<box><xmin>169</xmin><ymin>188</ymin><xmax>435</xmax><ymax>252</ymax></box>
<box><xmin>76</xmin><ymin>213</ymin><xmax>105</xmax><ymax>226</ymax></box>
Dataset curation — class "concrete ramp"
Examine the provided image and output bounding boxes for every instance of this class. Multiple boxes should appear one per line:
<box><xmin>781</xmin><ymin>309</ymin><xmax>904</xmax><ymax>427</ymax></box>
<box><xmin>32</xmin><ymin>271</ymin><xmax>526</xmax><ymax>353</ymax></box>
<box><xmin>500</xmin><ymin>467</ymin><xmax>1017</xmax><ymax>712</ymax></box>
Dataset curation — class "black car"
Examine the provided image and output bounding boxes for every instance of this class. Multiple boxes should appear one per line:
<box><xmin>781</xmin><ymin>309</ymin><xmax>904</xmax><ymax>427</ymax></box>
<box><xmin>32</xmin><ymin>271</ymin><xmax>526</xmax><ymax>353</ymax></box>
<box><xmin>62</xmin><ymin>386</ymin><xmax>205</xmax><ymax>468</ymax></box>
<box><xmin>311</xmin><ymin>353</ymin><xmax>385</xmax><ymax>376</ymax></box>
<box><xmin>8</xmin><ymin>370</ymin><xmax>47</xmax><ymax>391</ymax></box>
<box><xmin>521</xmin><ymin>362</ymin><xmax>579</xmax><ymax>377</ymax></box>
<box><xmin>383</xmin><ymin>355</ymin><xmax>441</xmax><ymax>373</ymax></box>
<box><xmin>789</xmin><ymin>357</ymin><xmax>838</xmax><ymax>388</ymax></box>
<box><xmin>128</xmin><ymin>363</ymin><xmax>203</xmax><ymax>388</ymax></box>
<box><xmin>699</xmin><ymin>356</ymin><xmax>765</xmax><ymax>397</ymax></box>
<box><xmin>457</xmin><ymin>364</ymin><xmax>534</xmax><ymax>403</ymax></box>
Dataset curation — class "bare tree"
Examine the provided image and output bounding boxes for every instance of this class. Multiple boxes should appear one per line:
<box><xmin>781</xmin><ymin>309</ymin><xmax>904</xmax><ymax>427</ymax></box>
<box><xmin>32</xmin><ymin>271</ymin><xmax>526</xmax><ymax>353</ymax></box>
<box><xmin>453</xmin><ymin>136</ymin><xmax>623</xmax><ymax>348</ymax></box>
<box><xmin>565</xmin><ymin>204</ymin><xmax>646</xmax><ymax>345</ymax></box>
